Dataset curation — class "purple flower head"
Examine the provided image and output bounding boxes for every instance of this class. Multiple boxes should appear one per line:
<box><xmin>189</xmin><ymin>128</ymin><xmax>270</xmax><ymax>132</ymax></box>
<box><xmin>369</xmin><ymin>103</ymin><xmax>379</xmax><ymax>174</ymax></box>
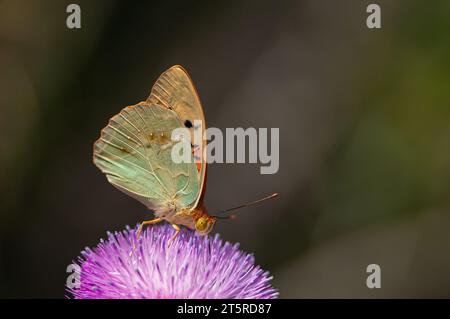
<box><xmin>68</xmin><ymin>223</ymin><xmax>278</xmax><ymax>299</ymax></box>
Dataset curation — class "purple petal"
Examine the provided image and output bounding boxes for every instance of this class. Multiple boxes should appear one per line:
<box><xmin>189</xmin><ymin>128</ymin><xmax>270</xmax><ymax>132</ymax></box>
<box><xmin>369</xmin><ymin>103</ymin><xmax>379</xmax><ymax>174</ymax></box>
<box><xmin>67</xmin><ymin>224</ymin><xmax>278</xmax><ymax>299</ymax></box>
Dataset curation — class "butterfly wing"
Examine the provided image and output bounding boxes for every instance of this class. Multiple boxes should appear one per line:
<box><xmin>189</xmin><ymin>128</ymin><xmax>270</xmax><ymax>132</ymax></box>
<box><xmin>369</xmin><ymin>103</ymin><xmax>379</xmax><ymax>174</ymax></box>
<box><xmin>147</xmin><ymin>65</ymin><xmax>207</xmax><ymax>208</ymax></box>
<box><xmin>93</xmin><ymin>102</ymin><xmax>200</xmax><ymax>216</ymax></box>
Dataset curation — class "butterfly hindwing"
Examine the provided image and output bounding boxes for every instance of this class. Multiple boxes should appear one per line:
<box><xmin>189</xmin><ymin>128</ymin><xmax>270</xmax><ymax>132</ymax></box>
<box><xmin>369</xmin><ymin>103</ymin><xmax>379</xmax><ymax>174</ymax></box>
<box><xmin>93</xmin><ymin>102</ymin><xmax>200</xmax><ymax>214</ymax></box>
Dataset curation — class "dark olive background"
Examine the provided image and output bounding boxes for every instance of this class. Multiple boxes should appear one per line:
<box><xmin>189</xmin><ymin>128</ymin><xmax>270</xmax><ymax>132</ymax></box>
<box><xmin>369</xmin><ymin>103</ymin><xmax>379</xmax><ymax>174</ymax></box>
<box><xmin>0</xmin><ymin>0</ymin><xmax>449</xmax><ymax>298</ymax></box>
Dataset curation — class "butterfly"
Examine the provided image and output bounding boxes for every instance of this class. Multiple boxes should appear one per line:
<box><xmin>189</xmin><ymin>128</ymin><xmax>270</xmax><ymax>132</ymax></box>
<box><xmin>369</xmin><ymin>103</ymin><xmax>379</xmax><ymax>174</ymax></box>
<box><xmin>93</xmin><ymin>65</ymin><xmax>277</xmax><ymax>241</ymax></box>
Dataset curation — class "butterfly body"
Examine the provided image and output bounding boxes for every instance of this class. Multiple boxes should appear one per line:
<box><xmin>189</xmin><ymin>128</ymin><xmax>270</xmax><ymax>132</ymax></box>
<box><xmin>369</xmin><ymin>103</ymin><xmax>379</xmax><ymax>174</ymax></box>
<box><xmin>93</xmin><ymin>66</ymin><xmax>216</xmax><ymax>237</ymax></box>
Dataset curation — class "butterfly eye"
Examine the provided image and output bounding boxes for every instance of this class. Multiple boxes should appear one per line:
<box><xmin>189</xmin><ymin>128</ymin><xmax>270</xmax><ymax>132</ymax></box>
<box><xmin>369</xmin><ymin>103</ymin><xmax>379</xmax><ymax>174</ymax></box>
<box><xmin>195</xmin><ymin>216</ymin><xmax>216</xmax><ymax>235</ymax></box>
<box><xmin>195</xmin><ymin>217</ymin><xmax>208</xmax><ymax>232</ymax></box>
<box><xmin>184</xmin><ymin>120</ymin><xmax>193</xmax><ymax>128</ymax></box>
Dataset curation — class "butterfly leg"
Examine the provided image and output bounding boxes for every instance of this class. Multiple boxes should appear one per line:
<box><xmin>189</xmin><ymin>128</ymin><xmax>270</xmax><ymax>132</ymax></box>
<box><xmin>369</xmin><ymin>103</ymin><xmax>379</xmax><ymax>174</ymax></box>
<box><xmin>136</xmin><ymin>218</ymin><xmax>163</xmax><ymax>240</ymax></box>
<box><xmin>131</xmin><ymin>218</ymin><xmax>163</xmax><ymax>255</ymax></box>
<box><xmin>168</xmin><ymin>223</ymin><xmax>181</xmax><ymax>246</ymax></box>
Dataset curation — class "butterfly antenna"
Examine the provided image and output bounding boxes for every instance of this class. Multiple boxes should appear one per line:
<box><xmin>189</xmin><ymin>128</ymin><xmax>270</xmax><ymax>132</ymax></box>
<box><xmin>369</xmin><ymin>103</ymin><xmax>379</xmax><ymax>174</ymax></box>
<box><xmin>211</xmin><ymin>193</ymin><xmax>278</xmax><ymax>219</ymax></box>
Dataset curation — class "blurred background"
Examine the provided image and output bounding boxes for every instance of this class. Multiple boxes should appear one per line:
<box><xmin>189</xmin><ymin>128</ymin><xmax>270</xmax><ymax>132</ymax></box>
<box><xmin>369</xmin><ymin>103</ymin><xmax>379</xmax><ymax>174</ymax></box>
<box><xmin>0</xmin><ymin>0</ymin><xmax>449</xmax><ymax>298</ymax></box>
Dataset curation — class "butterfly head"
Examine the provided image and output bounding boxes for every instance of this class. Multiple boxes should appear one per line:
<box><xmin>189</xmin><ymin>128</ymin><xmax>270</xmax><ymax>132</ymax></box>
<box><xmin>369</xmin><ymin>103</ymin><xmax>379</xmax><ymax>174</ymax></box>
<box><xmin>194</xmin><ymin>214</ymin><xmax>216</xmax><ymax>235</ymax></box>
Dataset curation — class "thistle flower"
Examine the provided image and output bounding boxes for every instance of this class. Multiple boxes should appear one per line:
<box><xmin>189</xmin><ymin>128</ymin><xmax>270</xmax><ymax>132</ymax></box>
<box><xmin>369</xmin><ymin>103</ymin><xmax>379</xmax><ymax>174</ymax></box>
<box><xmin>67</xmin><ymin>223</ymin><xmax>278</xmax><ymax>299</ymax></box>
